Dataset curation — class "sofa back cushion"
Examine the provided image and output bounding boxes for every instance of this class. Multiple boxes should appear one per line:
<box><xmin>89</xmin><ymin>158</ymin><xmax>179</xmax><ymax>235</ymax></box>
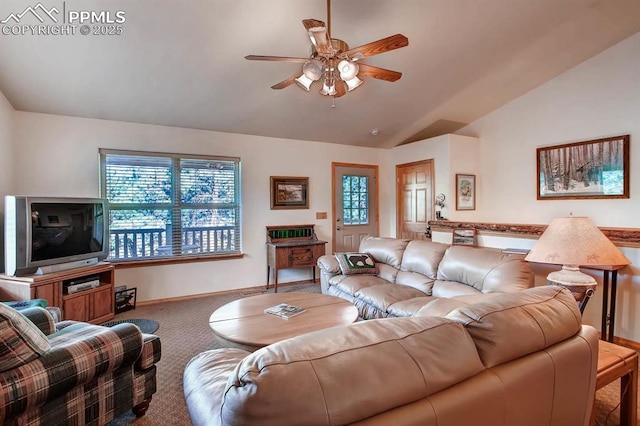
<box><xmin>0</xmin><ymin>303</ymin><xmax>51</xmax><ymax>372</ymax></box>
<box><xmin>222</xmin><ymin>317</ymin><xmax>485</xmax><ymax>425</ymax></box>
<box><xmin>446</xmin><ymin>286</ymin><xmax>582</xmax><ymax>368</ymax></box>
<box><xmin>359</xmin><ymin>237</ymin><xmax>410</xmax><ymax>270</ymax></box>
<box><xmin>437</xmin><ymin>246</ymin><xmax>533</xmax><ymax>293</ymax></box>
<box><xmin>400</xmin><ymin>240</ymin><xmax>449</xmax><ymax>279</ymax></box>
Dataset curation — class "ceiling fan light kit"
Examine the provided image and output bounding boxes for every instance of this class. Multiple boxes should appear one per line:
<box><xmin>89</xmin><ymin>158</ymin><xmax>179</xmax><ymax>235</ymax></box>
<box><xmin>246</xmin><ymin>0</ymin><xmax>408</xmax><ymax>99</ymax></box>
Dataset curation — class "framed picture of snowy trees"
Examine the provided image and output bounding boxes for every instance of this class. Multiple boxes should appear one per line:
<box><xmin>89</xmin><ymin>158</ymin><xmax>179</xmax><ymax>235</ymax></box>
<box><xmin>536</xmin><ymin>135</ymin><xmax>629</xmax><ymax>200</ymax></box>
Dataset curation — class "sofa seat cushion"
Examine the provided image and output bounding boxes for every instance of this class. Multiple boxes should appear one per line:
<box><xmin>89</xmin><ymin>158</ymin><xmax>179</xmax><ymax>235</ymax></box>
<box><xmin>218</xmin><ymin>316</ymin><xmax>485</xmax><ymax>425</ymax></box>
<box><xmin>431</xmin><ymin>280</ymin><xmax>481</xmax><ymax>298</ymax></box>
<box><xmin>355</xmin><ymin>284</ymin><xmax>428</xmax><ymax>314</ymax></box>
<box><xmin>395</xmin><ymin>271</ymin><xmax>435</xmax><ymax>294</ymax></box>
<box><xmin>329</xmin><ymin>274</ymin><xmax>389</xmax><ymax>296</ymax></box>
<box><xmin>446</xmin><ymin>286</ymin><xmax>582</xmax><ymax>368</ymax></box>
<box><xmin>387</xmin><ymin>296</ymin><xmax>436</xmax><ymax>317</ymax></box>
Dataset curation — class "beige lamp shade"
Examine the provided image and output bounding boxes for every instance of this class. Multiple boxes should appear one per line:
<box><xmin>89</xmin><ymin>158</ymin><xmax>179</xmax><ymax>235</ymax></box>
<box><xmin>525</xmin><ymin>216</ymin><xmax>630</xmax><ymax>268</ymax></box>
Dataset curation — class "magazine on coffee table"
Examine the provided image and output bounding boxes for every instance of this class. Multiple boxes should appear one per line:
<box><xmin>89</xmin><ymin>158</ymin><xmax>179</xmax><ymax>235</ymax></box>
<box><xmin>264</xmin><ymin>303</ymin><xmax>306</xmax><ymax>319</ymax></box>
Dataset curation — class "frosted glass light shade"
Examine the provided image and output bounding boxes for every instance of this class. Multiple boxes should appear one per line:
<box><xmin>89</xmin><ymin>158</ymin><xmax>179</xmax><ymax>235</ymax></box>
<box><xmin>338</xmin><ymin>60</ymin><xmax>359</xmax><ymax>80</ymax></box>
<box><xmin>294</xmin><ymin>74</ymin><xmax>314</xmax><ymax>91</ymax></box>
<box><xmin>345</xmin><ymin>76</ymin><xmax>363</xmax><ymax>92</ymax></box>
<box><xmin>302</xmin><ymin>60</ymin><xmax>323</xmax><ymax>81</ymax></box>
<box><xmin>320</xmin><ymin>79</ymin><xmax>337</xmax><ymax>96</ymax></box>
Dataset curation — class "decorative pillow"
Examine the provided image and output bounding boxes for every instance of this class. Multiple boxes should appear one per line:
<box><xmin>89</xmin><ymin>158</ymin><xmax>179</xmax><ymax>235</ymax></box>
<box><xmin>335</xmin><ymin>252</ymin><xmax>379</xmax><ymax>275</ymax></box>
<box><xmin>0</xmin><ymin>303</ymin><xmax>51</xmax><ymax>372</ymax></box>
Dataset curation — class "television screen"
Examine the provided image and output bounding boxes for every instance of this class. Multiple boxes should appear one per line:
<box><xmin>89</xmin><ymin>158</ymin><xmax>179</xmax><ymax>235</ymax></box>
<box><xmin>30</xmin><ymin>202</ymin><xmax>106</xmax><ymax>262</ymax></box>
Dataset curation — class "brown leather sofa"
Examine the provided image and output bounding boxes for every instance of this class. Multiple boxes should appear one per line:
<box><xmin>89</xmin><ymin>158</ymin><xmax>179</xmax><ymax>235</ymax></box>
<box><xmin>317</xmin><ymin>236</ymin><xmax>534</xmax><ymax>319</ymax></box>
<box><xmin>183</xmin><ymin>286</ymin><xmax>598</xmax><ymax>426</ymax></box>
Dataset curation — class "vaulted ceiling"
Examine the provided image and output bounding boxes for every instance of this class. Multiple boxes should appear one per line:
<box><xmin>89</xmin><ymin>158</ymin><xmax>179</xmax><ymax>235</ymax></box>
<box><xmin>1</xmin><ymin>0</ymin><xmax>639</xmax><ymax>148</ymax></box>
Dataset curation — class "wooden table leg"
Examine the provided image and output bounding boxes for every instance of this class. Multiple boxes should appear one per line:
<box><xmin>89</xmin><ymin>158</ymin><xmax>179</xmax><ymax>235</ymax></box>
<box><xmin>620</xmin><ymin>355</ymin><xmax>638</xmax><ymax>426</ymax></box>
<box><xmin>266</xmin><ymin>265</ymin><xmax>270</xmax><ymax>290</ymax></box>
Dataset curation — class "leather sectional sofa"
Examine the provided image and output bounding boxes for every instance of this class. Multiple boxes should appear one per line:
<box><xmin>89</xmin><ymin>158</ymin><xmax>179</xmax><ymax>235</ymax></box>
<box><xmin>183</xmin><ymin>286</ymin><xmax>598</xmax><ymax>426</ymax></box>
<box><xmin>317</xmin><ymin>236</ymin><xmax>534</xmax><ymax>319</ymax></box>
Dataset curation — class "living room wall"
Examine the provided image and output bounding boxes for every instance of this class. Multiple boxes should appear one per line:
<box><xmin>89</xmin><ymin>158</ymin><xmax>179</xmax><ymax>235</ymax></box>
<box><xmin>9</xmin><ymin>112</ymin><xmax>391</xmax><ymax>301</ymax></box>
<box><xmin>454</xmin><ymin>32</ymin><xmax>640</xmax><ymax>342</ymax></box>
<box><xmin>0</xmin><ymin>91</ymin><xmax>14</xmax><ymax>205</ymax></box>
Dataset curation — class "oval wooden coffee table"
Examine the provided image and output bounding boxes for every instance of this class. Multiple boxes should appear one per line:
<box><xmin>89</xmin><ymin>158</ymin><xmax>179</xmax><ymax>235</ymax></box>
<box><xmin>209</xmin><ymin>292</ymin><xmax>359</xmax><ymax>351</ymax></box>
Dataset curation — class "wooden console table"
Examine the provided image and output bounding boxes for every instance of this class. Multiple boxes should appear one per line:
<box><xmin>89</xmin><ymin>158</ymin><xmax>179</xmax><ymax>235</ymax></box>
<box><xmin>266</xmin><ymin>224</ymin><xmax>327</xmax><ymax>293</ymax></box>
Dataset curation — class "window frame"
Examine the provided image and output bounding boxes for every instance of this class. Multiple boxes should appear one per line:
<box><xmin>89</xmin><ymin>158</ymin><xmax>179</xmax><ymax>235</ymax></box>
<box><xmin>99</xmin><ymin>148</ymin><xmax>242</xmax><ymax>266</ymax></box>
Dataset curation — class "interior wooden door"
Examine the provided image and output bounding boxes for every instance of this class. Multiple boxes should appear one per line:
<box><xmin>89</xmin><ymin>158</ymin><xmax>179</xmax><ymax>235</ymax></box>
<box><xmin>332</xmin><ymin>163</ymin><xmax>379</xmax><ymax>253</ymax></box>
<box><xmin>396</xmin><ymin>160</ymin><xmax>434</xmax><ymax>240</ymax></box>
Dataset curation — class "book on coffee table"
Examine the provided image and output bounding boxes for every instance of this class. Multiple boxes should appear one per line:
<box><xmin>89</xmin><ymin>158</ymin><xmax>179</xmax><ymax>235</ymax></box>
<box><xmin>264</xmin><ymin>303</ymin><xmax>306</xmax><ymax>319</ymax></box>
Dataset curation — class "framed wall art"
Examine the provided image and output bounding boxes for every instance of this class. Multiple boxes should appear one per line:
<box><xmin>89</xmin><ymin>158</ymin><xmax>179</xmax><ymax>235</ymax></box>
<box><xmin>452</xmin><ymin>228</ymin><xmax>477</xmax><ymax>246</ymax></box>
<box><xmin>270</xmin><ymin>176</ymin><xmax>309</xmax><ymax>209</ymax></box>
<box><xmin>537</xmin><ymin>135</ymin><xmax>629</xmax><ymax>200</ymax></box>
<box><xmin>456</xmin><ymin>174</ymin><xmax>476</xmax><ymax>210</ymax></box>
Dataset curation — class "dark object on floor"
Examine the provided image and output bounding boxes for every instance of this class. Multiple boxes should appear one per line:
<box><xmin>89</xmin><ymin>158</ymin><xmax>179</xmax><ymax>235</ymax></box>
<box><xmin>114</xmin><ymin>287</ymin><xmax>137</xmax><ymax>314</ymax></box>
<box><xmin>103</xmin><ymin>318</ymin><xmax>159</xmax><ymax>334</ymax></box>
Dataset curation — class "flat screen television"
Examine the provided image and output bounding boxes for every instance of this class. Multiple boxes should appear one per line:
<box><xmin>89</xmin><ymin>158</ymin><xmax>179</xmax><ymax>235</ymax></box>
<box><xmin>4</xmin><ymin>196</ymin><xmax>109</xmax><ymax>276</ymax></box>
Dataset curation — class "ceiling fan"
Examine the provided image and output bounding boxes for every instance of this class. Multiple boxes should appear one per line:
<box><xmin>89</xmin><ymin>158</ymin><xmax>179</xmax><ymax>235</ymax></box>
<box><xmin>245</xmin><ymin>0</ymin><xmax>409</xmax><ymax>98</ymax></box>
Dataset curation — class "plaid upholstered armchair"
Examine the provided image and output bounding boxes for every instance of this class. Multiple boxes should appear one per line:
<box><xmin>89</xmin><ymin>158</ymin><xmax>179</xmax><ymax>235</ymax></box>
<box><xmin>0</xmin><ymin>303</ymin><xmax>161</xmax><ymax>425</ymax></box>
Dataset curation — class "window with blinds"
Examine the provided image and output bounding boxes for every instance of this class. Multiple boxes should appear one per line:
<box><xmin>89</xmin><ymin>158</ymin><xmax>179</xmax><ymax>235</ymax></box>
<box><xmin>99</xmin><ymin>149</ymin><xmax>241</xmax><ymax>261</ymax></box>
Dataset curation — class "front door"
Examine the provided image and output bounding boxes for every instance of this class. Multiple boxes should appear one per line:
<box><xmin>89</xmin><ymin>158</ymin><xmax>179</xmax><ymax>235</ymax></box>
<box><xmin>332</xmin><ymin>163</ymin><xmax>378</xmax><ymax>253</ymax></box>
<box><xmin>396</xmin><ymin>160</ymin><xmax>434</xmax><ymax>240</ymax></box>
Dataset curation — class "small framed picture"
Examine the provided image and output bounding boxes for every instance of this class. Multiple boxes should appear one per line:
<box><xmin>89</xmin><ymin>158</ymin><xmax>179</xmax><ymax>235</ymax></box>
<box><xmin>456</xmin><ymin>174</ymin><xmax>476</xmax><ymax>210</ymax></box>
<box><xmin>270</xmin><ymin>176</ymin><xmax>309</xmax><ymax>210</ymax></box>
<box><xmin>452</xmin><ymin>228</ymin><xmax>476</xmax><ymax>246</ymax></box>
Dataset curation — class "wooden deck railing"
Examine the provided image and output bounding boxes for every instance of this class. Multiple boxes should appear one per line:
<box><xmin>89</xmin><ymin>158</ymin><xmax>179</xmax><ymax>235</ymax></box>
<box><xmin>109</xmin><ymin>225</ymin><xmax>237</xmax><ymax>259</ymax></box>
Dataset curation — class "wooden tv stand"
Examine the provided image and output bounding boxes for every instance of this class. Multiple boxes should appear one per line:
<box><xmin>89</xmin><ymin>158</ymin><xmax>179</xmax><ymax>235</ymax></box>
<box><xmin>0</xmin><ymin>263</ymin><xmax>115</xmax><ymax>324</ymax></box>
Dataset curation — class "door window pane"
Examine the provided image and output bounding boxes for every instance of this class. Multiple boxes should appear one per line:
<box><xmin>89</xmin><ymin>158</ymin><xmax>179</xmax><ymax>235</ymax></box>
<box><xmin>342</xmin><ymin>175</ymin><xmax>369</xmax><ymax>225</ymax></box>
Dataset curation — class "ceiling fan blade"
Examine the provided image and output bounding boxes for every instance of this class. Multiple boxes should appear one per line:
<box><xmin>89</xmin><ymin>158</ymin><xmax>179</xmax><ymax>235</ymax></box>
<box><xmin>302</xmin><ymin>19</ymin><xmax>334</xmax><ymax>55</ymax></box>
<box><xmin>345</xmin><ymin>34</ymin><xmax>408</xmax><ymax>58</ymax></box>
<box><xmin>245</xmin><ymin>55</ymin><xmax>309</xmax><ymax>63</ymax></box>
<box><xmin>334</xmin><ymin>80</ymin><xmax>347</xmax><ymax>98</ymax></box>
<box><xmin>271</xmin><ymin>76</ymin><xmax>297</xmax><ymax>90</ymax></box>
<box><xmin>357</xmin><ymin>63</ymin><xmax>402</xmax><ymax>82</ymax></box>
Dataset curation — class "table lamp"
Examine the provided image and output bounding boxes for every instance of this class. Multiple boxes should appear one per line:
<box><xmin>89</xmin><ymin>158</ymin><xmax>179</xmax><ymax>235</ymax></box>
<box><xmin>524</xmin><ymin>215</ymin><xmax>630</xmax><ymax>312</ymax></box>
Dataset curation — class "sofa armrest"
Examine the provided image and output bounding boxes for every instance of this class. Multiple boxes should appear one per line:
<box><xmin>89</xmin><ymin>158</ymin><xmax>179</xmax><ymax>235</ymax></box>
<box><xmin>19</xmin><ymin>306</ymin><xmax>56</xmax><ymax>335</ymax></box>
<box><xmin>184</xmin><ymin>348</ymin><xmax>249</xmax><ymax>426</ymax></box>
<box><xmin>137</xmin><ymin>333</ymin><xmax>162</xmax><ymax>370</ymax></box>
<box><xmin>317</xmin><ymin>254</ymin><xmax>340</xmax><ymax>273</ymax></box>
<box><xmin>0</xmin><ymin>322</ymin><xmax>143</xmax><ymax>422</ymax></box>
<box><xmin>317</xmin><ymin>254</ymin><xmax>341</xmax><ymax>294</ymax></box>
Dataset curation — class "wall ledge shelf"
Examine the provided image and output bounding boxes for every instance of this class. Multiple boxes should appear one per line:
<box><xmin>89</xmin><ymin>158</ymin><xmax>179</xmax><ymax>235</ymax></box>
<box><xmin>428</xmin><ymin>220</ymin><xmax>640</xmax><ymax>248</ymax></box>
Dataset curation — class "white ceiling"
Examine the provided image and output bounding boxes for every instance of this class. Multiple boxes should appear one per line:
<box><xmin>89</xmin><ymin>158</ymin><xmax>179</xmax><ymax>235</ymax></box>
<box><xmin>1</xmin><ymin>0</ymin><xmax>639</xmax><ymax>148</ymax></box>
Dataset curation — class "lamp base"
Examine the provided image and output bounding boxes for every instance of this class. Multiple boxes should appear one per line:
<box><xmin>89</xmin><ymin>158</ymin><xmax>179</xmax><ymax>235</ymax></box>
<box><xmin>547</xmin><ymin>265</ymin><xmax>596</xmax><ymax>313</ymax></box>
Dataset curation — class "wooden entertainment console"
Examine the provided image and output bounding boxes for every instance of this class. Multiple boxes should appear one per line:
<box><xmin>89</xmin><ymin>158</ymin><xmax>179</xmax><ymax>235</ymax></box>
<box><xmin>0</xmin><ymin>263</ymin><xmax>115</xmax><ymax>324</ymax></box>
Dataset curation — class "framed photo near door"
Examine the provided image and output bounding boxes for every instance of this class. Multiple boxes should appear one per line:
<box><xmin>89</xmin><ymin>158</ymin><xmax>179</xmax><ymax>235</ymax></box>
<box><xmin>456</xmin><ymin>174</ymin><xmax>476</xmax><ymax>210</ymax></box>
<box><xmin>270</xmin><ymin>176</ymin><xmax>309</xmax><ymax>209</ymax></box>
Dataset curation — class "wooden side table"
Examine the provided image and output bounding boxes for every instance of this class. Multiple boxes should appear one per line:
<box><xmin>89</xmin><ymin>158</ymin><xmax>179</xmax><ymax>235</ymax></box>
<box><xmin>592</xmin><ymin>340</ymin><xmax>638</xmax><ymax>426</ymax></box>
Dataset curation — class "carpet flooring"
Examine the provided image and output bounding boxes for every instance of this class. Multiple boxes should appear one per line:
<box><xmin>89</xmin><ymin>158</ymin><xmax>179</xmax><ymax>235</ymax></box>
<box><xmin>108</xmin><ymin>282</ymin><xmax>637</xmax><ymax>426</ymax></box>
